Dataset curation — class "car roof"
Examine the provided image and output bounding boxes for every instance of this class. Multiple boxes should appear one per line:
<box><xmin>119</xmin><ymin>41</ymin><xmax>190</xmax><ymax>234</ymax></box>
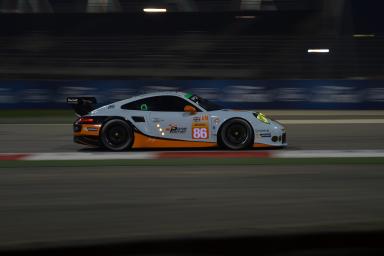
<box><xmin>113</xmin><ymin>91</ymin><xmax>191</xmax><ymax>106</ymax></box>
<box><xmin>136</xmin><ymin>91</ymin><xmax>187</xmax><ymax>98</ymax></box>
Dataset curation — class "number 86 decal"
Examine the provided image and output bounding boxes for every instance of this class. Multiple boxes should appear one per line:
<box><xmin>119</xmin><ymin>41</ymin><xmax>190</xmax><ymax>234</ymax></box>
<box><xmin>193</xmin><ymin>127</ymin><xmax>208</xmax><ymax>139</ymax></box>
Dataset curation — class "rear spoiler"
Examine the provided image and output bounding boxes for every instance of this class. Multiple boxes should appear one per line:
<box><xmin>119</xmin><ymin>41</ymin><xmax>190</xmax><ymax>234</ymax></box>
<box><xmin>67</xmin><ymin>97</ymin><xmax>97</xmax><ymax>116</ymax></box>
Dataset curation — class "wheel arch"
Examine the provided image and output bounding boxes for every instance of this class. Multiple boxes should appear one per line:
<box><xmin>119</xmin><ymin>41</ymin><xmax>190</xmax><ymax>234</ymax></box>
<box><xmin>99</xmin><ymin>117</ymin><xmax>135</xmax><ymax>151</ymax></box>
<box><xmin>98</xmin><ymin>116</ymin><xmax>137</xmax><ymax>131</ymax></box>
<box><xmin>216</xmin><ymin>117</ymin><xmax>255</xmax><ymax>146</ymax></box>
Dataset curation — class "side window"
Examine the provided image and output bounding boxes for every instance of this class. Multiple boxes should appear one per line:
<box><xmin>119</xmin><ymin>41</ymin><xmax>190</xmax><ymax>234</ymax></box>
<box><xmin>154</xmin><ymin>96</ymin><xmax>191</xmax><ymax>112</ymax></box>
<box><xmin>122</xmin><ymin>96</ymin><xmax>197</xmax><ymax>112</ymax></box>
<box><xmin>121</xmin><ymin>98</ymin><xmax>152</xmax><ymax>111</ymax></box>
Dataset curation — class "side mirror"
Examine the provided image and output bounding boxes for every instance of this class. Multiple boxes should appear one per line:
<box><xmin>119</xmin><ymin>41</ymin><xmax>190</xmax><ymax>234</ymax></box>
<box><xmin>184</xmin><ymin>105</ymin><xmax>197</xmax><ymax>114</ymax></box>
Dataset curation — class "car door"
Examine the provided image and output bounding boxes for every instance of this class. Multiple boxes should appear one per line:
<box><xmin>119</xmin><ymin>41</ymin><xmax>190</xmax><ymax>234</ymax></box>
<box><xmin>120</xmin><ymin>98</ymin><xmax>153</xmax><ymax>135</ymax></box>
<box><xmin>147</xmin><ymin>96</ymin><xmax>210</xmax><ymax>142</ymax></box>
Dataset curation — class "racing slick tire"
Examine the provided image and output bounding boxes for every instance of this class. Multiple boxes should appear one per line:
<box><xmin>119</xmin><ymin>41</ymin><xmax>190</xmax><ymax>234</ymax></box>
<box><xmin>100</xmin><ymin>119</ymin><xmax>134</xmax><ymax>151</ymax></box>
<box><xmin>219</xmin><ymin>118</ymin><xmax>254</xmax><ymax>150</ymax></box>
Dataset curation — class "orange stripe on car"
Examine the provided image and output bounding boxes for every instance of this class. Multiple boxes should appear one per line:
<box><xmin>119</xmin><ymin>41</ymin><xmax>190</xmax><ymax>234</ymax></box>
<box><xmin>132</xmin><ymin>132</ymin><xmax>217</xmax><ymax>148</ymax></box>
<box><xmin>253</xmin><ymin>143</ymin><xmax>275</xmax><ymax>148</ymax></box>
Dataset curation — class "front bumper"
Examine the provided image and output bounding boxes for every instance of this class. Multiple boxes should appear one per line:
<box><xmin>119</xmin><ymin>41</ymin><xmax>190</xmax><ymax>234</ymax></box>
<box><xmin>253</xmin><ymin>132</ymin><xmax>287</xmax><ymax>148</ymax></box>
<box><xmin>253</xmin><ymin>118</ymin><xmax>287</xmax><ymax>147</ymax></box>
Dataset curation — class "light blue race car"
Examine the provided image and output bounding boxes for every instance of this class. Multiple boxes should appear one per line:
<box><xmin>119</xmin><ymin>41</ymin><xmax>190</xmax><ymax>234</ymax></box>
<box><xmin>68</xmin><ymin>92</ymin><xmax>287</xmax><ymax>151</ymax></box>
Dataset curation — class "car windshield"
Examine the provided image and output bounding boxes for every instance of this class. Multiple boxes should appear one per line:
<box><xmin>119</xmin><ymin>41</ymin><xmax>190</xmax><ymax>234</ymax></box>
<box><xmin>188</xmin><ymin>95</ymin><xmax>224</xmax><ymax>111</ymax></box>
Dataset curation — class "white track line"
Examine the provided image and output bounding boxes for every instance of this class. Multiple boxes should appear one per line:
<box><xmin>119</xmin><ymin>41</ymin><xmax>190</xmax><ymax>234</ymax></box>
<box><xmin>2</xmin><ymin>150</ymin><xmax>384</xmax><ymax>161</ymax></box>
<box><xmin>275</xmin><ymin>150</ymin><xmax>384</xmax><ymax>158</ymax></box>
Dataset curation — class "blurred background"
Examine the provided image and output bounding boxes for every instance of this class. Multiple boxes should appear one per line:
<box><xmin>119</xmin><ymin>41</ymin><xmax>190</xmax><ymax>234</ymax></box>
<box><xmin>0</xmin><ymin>0</ymin><xmax>383</xmax><ymax>109</ymax></box>
<box><xmin>1</xmin><ymin>1</ymin><xmax>384</xmax><ymax>255</ymax></box>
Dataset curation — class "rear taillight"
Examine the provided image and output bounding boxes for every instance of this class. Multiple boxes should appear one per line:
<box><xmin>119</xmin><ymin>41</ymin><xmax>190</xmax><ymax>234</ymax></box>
<box><xmin>77</xmin><ymin>117</ymin><xmax>95</xmax><ymax>124</ymax></box>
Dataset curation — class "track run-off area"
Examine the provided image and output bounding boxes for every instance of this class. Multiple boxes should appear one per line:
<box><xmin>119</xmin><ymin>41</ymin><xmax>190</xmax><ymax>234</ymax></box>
<box><xmin>1</xmin><ymin>111</ymin><xmax>384</xmax><ymax>250</ymax></box>
<box><xmin>1</xmin><ymin>110</ymin><xmax>384</xmax><ymax>153</ymax></box>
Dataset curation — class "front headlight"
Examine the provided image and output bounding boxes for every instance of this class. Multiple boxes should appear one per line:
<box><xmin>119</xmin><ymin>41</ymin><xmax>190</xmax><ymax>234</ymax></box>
<box><xmin>255</xmin><ymin>112</ymin><xmax>270</xmax><ymax>124</ymax></box>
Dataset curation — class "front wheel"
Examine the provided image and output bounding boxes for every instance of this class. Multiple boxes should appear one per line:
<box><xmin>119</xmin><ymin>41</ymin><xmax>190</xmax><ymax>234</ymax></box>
<box><xmin>100</xmin><ymin>119</ymin><xmax>133</xmax><ymax>151</ymax></box>
<box><xmin>219</xmin><ymin>118</ymin><xmax>254</xmax><ymax>150</ymax></box>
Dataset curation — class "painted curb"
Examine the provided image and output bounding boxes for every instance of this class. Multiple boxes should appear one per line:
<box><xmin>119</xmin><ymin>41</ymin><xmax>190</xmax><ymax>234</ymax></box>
<box><xmin>1</xmin><ymin>150</ymin><xmax>384</xmax><ymax>161</ymax></box>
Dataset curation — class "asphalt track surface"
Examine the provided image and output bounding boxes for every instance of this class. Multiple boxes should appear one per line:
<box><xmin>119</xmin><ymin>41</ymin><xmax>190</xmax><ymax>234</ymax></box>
<box><xmin>1</xmin><ymin>111</ymin><xmax>384</xmax><ymax>152</ymax></box>
<box><xmin>1</xmin><ymin>113</ymin><xmax>384</xmax><ymax>250</ymax></box>
<box><xmin>1</xmin><ymin>165</ymin><xmax>384</xmax><ymax>249</ymax></box>
<box><xmin>1</xmin><ymin>122</ymin><xmax>384</xmax><ymax>153</ymax></box>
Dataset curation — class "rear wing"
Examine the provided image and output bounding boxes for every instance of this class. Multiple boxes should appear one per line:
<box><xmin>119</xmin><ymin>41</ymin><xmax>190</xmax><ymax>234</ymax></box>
<box><xmin>67</xmin><ymin>97</ymin><xmax>97</xmax><ymax>117</ymax></box>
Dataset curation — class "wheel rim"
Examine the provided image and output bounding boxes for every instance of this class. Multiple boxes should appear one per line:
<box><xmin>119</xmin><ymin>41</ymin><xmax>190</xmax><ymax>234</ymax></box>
<box><xmin>106</xmin><ymin>125</ymin><xmax>128</xmax><ymax>147</ymax></box>
<box><xmin>225</xmin><ymin>123</ymin><xmax>248</xmax><ymax>145</ymax></box>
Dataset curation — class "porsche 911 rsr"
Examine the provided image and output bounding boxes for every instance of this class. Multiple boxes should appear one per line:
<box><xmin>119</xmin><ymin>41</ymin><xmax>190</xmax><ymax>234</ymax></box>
<box><xmin>67</xmin><ymin>92</ymin><xmax>287</xmax><ymax>151</ymax></box>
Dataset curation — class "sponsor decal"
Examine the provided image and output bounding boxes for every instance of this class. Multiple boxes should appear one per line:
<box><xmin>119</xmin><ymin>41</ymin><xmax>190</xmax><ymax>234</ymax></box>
<box><xmin>107</xmin><ymin>104</ymin><xmax>115</xmax><ymax>109</ymax></box>
<box><xmin>184</xmin><ymin>93</ymin><xmax>193</xmax><ymax>99</ymax></box>
<box><xmin>190</xmin><ymin>95</ymin><xmax>199</xmax><ymax>102</ymax></box>
<box><xmin>86</xmin><ymin>127</ymin><xmax>99</xmax><ymax>131</ymax></box>
<box><xmin>152</xmin><ymin>118</ymin><xmax>164</xmax><ymax>123</ymax></box>
<box><xmin>140</xmin><ymin>104</ymin><xmax>148</xmax><ymax>111</ymax></box>
<box><xmin>256</xmin><ymin>129</ymin><xmax>270</xmax><ymax>133</ymax></box>
<box><xmin>67</xmin><ymin>97</ymin><xmax>79</xmax><ymax>104</ymax></box>
<box><xmin>166</xmin><ymin>124</ymin><xmax>187</xmax><ymax>134</ymax></box>
<box><xmin>213</xmin><ymin>117</ymin><xmax>220</xmax><ymax>125</ymax></box>
<box><xmin>193</xmin><ymin>115</ymin><xmax>209</xmax><ymax>123</ymax></box>
<box><xmin>260</xmin><ymin>133</ymin><xmax>272</xmax><ymax>138</ymax></box>
<box><xmin>193</xmin><ymin>116</ymin><xmax>201</xmax><ymax>122</ymax></box>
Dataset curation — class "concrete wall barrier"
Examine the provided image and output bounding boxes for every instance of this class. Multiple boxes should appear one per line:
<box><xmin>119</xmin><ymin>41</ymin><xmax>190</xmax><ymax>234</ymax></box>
<box><xmin>0</xmin><ymin>80</ymin><xmax>383</xmax><ymax>109</ymax></box>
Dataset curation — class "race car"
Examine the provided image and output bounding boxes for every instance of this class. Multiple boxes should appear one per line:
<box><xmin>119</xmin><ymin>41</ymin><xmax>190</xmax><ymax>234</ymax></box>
<box><xmin>67</xmin><ymin>92</ymin><xmax>287</xmax><ymax>151</ymax></box>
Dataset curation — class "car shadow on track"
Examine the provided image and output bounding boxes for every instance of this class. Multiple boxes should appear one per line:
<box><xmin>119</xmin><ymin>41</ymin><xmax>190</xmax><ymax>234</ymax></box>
<box><xmin>77</xmin><ymin>146</ymin><xmax>287</xmax><ymax>152</ymax></box>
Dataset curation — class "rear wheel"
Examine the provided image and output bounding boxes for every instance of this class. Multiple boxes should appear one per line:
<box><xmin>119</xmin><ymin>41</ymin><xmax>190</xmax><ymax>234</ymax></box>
<box><xmin>100</xmin><ymin>119</ymin><xmax>133</xmax><ymax>151</ymax></box>
<box><xmin>219</xmin><ymin>118</ymin><xmax>254</xmax><ymax>150</ymax></box>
